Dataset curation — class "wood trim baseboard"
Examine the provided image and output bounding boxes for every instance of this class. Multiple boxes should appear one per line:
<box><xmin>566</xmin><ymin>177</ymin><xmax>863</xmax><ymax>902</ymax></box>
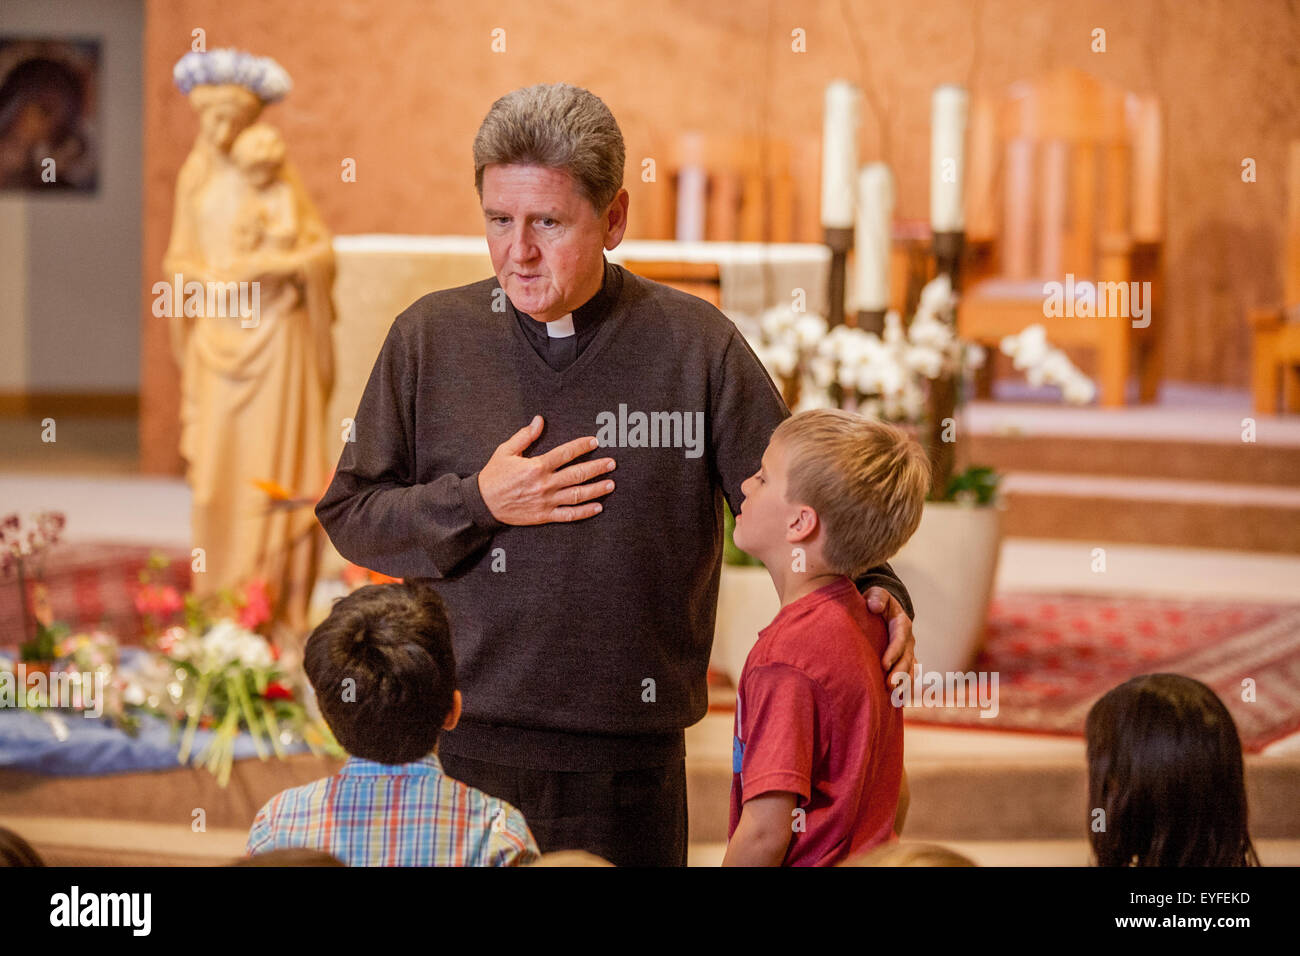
<box><xmin>0</xmin><ymin>392</ymin><xmax>139</xmax><ymax>417</ymax></box>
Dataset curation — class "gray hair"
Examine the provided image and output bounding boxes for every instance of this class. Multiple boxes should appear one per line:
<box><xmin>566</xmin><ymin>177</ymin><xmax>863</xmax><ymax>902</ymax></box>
<box><xmin>473</xmin><ymin>83</ymin><xmax>625</xmax><ymax>214</ymax></box>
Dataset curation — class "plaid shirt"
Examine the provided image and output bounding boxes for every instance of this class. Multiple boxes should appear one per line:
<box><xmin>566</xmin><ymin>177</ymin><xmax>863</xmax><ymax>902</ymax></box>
<box><xmin>246</xmin><ymin>753</ymin><xmax>539</xmax><ymax>866</ymax></box>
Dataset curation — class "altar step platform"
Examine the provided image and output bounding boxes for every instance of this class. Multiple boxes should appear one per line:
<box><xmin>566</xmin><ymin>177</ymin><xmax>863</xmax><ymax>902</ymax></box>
<box><xmin>684</xmin><ymin>718</ymin><xmax>1300</xmax><ymax>867</ymax></box>
<box><xmin>966</xmin><ymin>384</ymin><xmax>1300</xmax><ymax>553</ymax></box>
<box><xmin>5</xmin><ymin>445</ymin><xmax>1300</xmax><ymax>865</ymax></box>
<box><xmin>9</xmin><ymin>727</ymin><xmax>1299</xmax><ymax>867</ymax></box>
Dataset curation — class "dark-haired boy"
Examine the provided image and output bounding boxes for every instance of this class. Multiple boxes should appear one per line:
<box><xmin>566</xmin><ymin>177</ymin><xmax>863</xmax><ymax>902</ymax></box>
<box><xmin>246</xmin><ymin>581</ymin><xmax>538</xmax><ymax>865</ymax></box>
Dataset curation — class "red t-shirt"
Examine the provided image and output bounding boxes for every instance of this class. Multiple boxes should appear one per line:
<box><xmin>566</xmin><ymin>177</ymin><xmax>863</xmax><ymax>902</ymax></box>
<box><xmin>728</xmin><ymin>575</ymin><xmax>903</xmax><ymax>866</ymax></box>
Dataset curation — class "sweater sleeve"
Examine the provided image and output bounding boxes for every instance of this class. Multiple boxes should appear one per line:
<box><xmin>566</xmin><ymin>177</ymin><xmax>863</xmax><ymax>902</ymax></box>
<box><xmin>315</xmin><ymin>319</ymin><xmax>501</xmax><ymax>579</ymax></box>
<box><xmin>708</xmin><ymin>328</ymin><xmax>914</xmax><ymax>620</ymax></box>
<box><xmin>854</xmin><ymin>562</ymin><xmax>914</xmax><ymax>621</ymax></box>
<box><xmin>709</xmin><ymin>329</ymin><xmax>789</xmax><ymax>517</ymax></box>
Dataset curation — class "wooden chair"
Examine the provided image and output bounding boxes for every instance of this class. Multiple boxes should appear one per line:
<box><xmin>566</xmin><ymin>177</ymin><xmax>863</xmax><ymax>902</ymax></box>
<box><xmin>625</xmin><ymin>131</ymin><xmax>817</xmax><ymax>303</ymax></box>
<box><xmin>637</xmin><ymin>131</ymin><xmax>812</xmax><ymax>243</ymax></box>
<box><xmin>957</xmin><ymin>68</ymin><xmax>1164</xmax><ymax>407</ymax></box>
<box><xmin>1249</xmin><ymin>141</ymin><xmax>1300</xmax><ymax>414</ymax></box>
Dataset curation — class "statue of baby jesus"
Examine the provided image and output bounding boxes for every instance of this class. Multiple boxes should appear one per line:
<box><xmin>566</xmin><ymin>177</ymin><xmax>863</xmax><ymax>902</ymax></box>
<box><xmin>218</xmin><ymin>122</ymin><xmax>299</xmax><ymax>277</ymax></box>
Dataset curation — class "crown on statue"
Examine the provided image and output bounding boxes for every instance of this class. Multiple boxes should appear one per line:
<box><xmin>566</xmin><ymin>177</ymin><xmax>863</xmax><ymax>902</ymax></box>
<box><xmin>172</xmin><ymin>48</ymin><xmax>292</xmax><ymax>103</ymax></box>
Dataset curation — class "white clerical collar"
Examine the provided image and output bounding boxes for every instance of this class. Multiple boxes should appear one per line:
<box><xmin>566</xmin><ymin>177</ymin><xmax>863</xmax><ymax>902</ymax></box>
<box><xmin>546</xmin><ymin>313</ymin><xmax>576</xmax><ymax>338</ymax></box>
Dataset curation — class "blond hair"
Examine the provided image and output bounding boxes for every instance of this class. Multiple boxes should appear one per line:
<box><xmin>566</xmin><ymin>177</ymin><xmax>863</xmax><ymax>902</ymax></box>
<box><xmin>473</xmin><ymin>83</ymin><xmax>625</xmax><ymax>214</ymax></box>
<box><xmin>772</xmin><ymin>409</ymin><xmax>930</xmax><ymax>577</ymax></box>
<box><xmin>526</xmin><ymin>850</ymin><xmax>615</xmax><ymax>867</ymax></box>
<box><xmin>839</xmin><ymin>841</ymin><xmax>976</xmax><ymax>867</ymax></box>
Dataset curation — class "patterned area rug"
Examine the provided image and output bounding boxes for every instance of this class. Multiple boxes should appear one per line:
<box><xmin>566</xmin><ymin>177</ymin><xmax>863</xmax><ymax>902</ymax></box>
<box><xmin>898</xmin><ymin>593</ymin><xmax>1300</xmax><ymax>753</ymax></box>
<box><xmin>0</xmin><ymin>543</ymin><xmax>192</xmax><ymax>645</ymax></box>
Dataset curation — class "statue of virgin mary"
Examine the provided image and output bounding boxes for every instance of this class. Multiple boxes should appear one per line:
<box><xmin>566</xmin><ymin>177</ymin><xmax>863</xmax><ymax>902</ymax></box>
<box><xmin>163</xmin><ymin>49</ymin><xmax>334</xmax><ymax>640</ymax></box>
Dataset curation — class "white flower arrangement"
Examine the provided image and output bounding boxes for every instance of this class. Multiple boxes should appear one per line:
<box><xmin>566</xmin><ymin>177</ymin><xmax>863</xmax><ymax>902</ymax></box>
<box><xmin>198</xmin><ymin>619</ymin><xmax>275</xmax><ymax>671</ymax></box>
<box><xmin>155</xmin><ymin>620</ymin><xmax>269</xmax><ymax>671</ymax></box>
<box><xmin>172</xmin><ymin>48</ymin><xmax>293</xmax><ymax>102</ymax></box>
<box><xmin>753</xmin><ymin>275</ymin><xmax>987</xmax><ymax>423</ymax></box>
<box><xmin>160</xmin><ymin>618</ymin><xmax>296</xmax><ymax>785</ymax></box>
<box><xmin>999</xmin><ymin>324</ymin><xmax>1096</xmax><ymax>404</ymax></box>
<box><xmin>751</xmin><ymin>275</ymin><xmax>1096</xmax><ymax>420</ymax></box>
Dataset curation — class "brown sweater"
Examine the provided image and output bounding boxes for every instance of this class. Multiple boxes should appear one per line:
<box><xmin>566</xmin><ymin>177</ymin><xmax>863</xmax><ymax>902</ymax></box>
<box><xmin>316</xmin><ymin>260</ymin><xmax>911</xmax><ymax>771</ymax></box>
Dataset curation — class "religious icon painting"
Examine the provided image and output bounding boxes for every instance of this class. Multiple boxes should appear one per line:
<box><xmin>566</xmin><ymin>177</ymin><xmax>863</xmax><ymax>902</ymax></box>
<box><xmin>0</xmin><ymin>36</ymin><xmax>101</xmax><ymax>192</ymax></box>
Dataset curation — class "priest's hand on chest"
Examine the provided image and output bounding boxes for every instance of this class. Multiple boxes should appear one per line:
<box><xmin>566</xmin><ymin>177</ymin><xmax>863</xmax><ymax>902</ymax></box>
<box><xmin>477</xmin><ymin>415</ymin><xmax>618</xmax><ymax>525</ymax></box>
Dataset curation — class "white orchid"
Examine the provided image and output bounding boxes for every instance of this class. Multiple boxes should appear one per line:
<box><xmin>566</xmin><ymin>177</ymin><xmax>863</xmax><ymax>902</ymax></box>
<box><xmin>759</xmin><ymin>305</ymin><xmax>798</xmax><ymax>339</ymax></box>
<box><xmin>765</xmin><ymin>342</ymin><xmax>799</xmax><ymax>377</ymax></box>
<box><xmin>907</xmin><ymin>312</ymin><xmax>954</xmax><ymax>351</ymax></box>
<box><xmin>898</xmin><ymin>382</ymin><xmax>927</xmax><ymax>421</ymax></box>
<box><xmin>1000</xmin><ymin>323</ymin><xmax>1095</xmax><ymax>404</ymax></box>
<box><xmin>882</xmin><ymin>311</ymin><xmax>906</xmax><ymax>347</ymax></box>
<box><xmin>1062</xmin><ymin>375</ymin><xmax>1097</xmax><ymax>404</ymax></box>
<box><xmin>1003</xmin><ymin>324</ymin><xmax>1049</xmax><ymax>369</ymax></box>
<box><xmin>792</xmin><ymin>377</ymin><xmax>836</xmax><ymax>413</ymax></box>
<box><xmin>794</xmin><ymin>314</ymin><xmax>829</xmax><ymax>349</ymax></box>
<box><xmin>905</xmin><ymin>344</ymin><xmax>946</xmax><ymax>379</ymax></box>
<box><xmin>743</xmin><ymin>274</ymin><xmax>1092</xmax><ymax>425</ymax></box>
<box><xmin>917</xmin><ymin>273</ymin><xmax>956</xmax><ymax>317</ymax></box>
<box><xmin>810</xmin><ymin>356</ymin><xmax>837</xmax><ymax>389</ymax></box>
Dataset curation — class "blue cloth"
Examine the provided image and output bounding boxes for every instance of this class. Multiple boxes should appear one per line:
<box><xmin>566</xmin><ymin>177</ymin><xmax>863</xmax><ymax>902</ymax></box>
<box><xmin>0</xmin><ymin>708</ymin><xmax>312</xmax><ymax>776</ymax></box>
<box><xmin>0</xmin><ymin>648</ymin><xmax>310</xmax><ymax>776</ymax></box>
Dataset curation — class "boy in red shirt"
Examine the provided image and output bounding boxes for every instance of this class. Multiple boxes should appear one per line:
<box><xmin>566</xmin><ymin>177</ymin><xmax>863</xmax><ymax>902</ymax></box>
<box><xmin>722</xmin><ymin>409</ymin><xmax>930</xmax><ymax>866</ymax></box>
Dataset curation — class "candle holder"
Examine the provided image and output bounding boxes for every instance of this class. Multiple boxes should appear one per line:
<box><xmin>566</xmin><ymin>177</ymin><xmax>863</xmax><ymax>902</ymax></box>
<box><xmin>932</xmin><ymin>229</ymin><xmax>965</xmax><ymax>290</ymax></box>
<box><xmin>855</xmin><ymin>308</ymin><xmax>886</xmax><ymax>334</ymax></box>
<box><xmin>927</xmin><ymin>227</ymin><xmax>966</xmax><ymax>500</ymax></box>
<box><xmin>824</xmin><ymin>226</ymin><xmax>853</xmax><ymax>328</ymax></box>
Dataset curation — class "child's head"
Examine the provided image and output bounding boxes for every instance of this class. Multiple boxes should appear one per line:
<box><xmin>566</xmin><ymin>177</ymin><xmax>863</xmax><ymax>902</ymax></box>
<box><xmin>0</xmin><ymin>826</ymin><xmax>44</xmax><ymax>867</ymax></box>
<box><xmin>839</xmin><ymin>841</ymin><xmax>977</xmax><ymax>867</ymax></box>
<box><xmin>734</xmin><ymin>409</ymin><xmax>930</xmax><ymax>578</ymax></box>
<box><xmin>303</xmin><ymin>580</ymin><xmax>459</xmax><ymax>765</ymax></box>
<box><xmin>230</xmin><ymin>122</ymin><xmax>286</xmax><ymax>187</ymax></box>
<box><xmin>230</xmin><ymin>848</ymin><xmax>345</xmax><ymax>867</ymax></box>
<box><xmin>1085</xmin><ymin>673</ymin><xmax>1259</xmax><ymax>867</ymax></box>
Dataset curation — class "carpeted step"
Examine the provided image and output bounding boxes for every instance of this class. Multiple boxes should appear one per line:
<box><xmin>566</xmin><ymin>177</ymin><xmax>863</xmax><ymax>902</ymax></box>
<box><xmin>997</xmin><ymin>473</ymin><xmax>1300</xmax><ymax>552</ymax></box>
<box><xmin>968</xmin><ymin>433</ymin><xmax>1300</xmax><ymax>488</ymax></box>
<box><xmin>685</xmin><ymin>755</ymin><xmax>1300</xmax><ymax>844</ymax></box>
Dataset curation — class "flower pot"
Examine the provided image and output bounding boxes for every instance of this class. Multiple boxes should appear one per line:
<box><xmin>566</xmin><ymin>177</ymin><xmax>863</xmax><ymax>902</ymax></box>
<box><xmin>710</xmin><ymin>564</ymin><xmax>780</xmax><ymax>686</ymax></box>
<box><xmin>888</xmin><ymin>500</ymin><xmax>1004</xmax><ymax>674</ymax></box>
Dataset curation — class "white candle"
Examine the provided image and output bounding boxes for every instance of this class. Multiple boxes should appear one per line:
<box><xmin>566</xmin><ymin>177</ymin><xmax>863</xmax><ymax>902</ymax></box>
<box><xmin>675</xmin><ymin>165</ymin><xmax>707</xmax><ymax>242</ymax></box>
<box><xmin>930</xmin><ymin>84</ymin><xmax>969</xmax><ymax>232</ymax></box>
<box><xmin>821</xmin><ymin>80</ymin><xmax>861</xmax><ymax>229</ymax></box>
<box><xmin>854</xmin><ymin>162</ymin><xmax>894</xmax><ymax>312</ymax></box>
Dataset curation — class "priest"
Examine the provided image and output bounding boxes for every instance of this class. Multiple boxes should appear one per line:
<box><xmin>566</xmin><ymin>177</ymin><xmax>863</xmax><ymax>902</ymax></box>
<box><xmin>316</xmin><ymin>82</ymin><xmax>917</xmax><ymax>867</ymax></box>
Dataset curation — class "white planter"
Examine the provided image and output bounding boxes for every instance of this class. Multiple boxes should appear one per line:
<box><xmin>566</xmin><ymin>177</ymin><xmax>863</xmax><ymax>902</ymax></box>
<box><xmin>889</xmin><ymin>500</ymin><xmax>1004</xmax><ymax>674</ymax></box>
<box><xmin>711</xmin><ymin>564</ymin><xmax>781</xmax><ymax>685</ymax></box>
<box><xmin>710</xmin><ymin>501</ymin><xmax>1003</xmax><ymax>683</ymax></box>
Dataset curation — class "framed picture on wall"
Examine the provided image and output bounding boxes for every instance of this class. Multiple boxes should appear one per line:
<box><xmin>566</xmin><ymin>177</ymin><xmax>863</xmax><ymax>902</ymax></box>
<box><xmin>0</xmin><ymin>36</ymin><xmax>100</xmax><ymax>193</ymax></box>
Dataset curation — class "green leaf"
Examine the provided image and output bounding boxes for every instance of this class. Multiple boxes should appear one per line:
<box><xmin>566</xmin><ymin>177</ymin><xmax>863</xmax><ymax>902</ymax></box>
<box><xmin>941</xmin><ymin>465</ymin><xmax>1002</xmax><ymax>506</ymax></box>
<box><xmin>722</xmin><ymin>501</ymin><xmax>762</xmax><ymax>567</ymax></box>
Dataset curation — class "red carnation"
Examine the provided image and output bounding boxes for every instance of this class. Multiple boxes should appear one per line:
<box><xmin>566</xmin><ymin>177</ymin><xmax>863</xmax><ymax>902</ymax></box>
<box><xmin>263</xmin><ymin>682</ymin><xmax>293</xmax><ymax>701</ymax></box>
<box><xmin>238</xmin><ymin>578</ymin><xmax>272</xmax><ymax>630</ymax></box>
<box><xmin>135</xmin><ymin>584</ymin><xmax>183</xmax><ymax>618</ymax></box>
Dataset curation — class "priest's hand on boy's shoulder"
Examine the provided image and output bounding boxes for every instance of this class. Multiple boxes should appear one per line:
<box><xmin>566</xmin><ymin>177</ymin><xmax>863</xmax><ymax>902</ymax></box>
<box><xmin>866</xmin><ymin>587</ymin><xmax>916</xmax><ymax>686</ymax></box>
<box><xmin>477</xmin><ymin>415</ymin><xmax>618</xmax><ymax>526</ymax></box>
